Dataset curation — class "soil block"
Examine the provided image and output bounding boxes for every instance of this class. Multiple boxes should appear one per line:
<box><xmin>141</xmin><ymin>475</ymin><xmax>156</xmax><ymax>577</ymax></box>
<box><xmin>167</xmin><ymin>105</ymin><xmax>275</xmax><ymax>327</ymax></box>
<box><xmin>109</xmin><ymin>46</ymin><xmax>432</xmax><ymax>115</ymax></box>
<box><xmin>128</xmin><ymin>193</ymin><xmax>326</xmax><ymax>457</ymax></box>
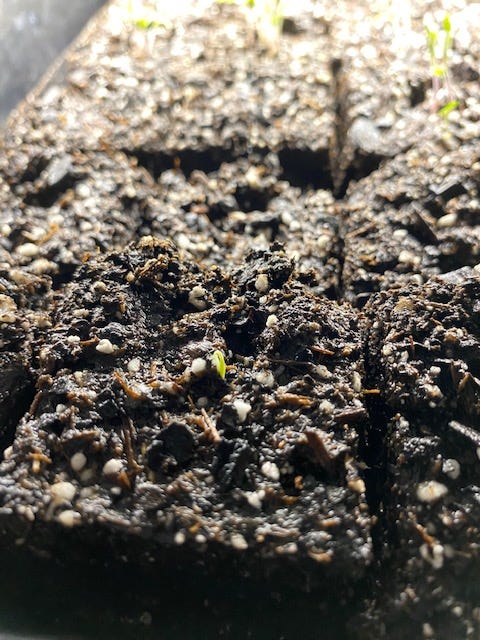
<box><xmin>147</xmin><ymin>158</ymin><xmax>342</xmax><ymax>296</ymax></box>
<box><xmin>362</xmin><ymin>272</ymin><xmax>480</xmax><ymax>639</ymax></box>
<box><xmin>2</xmin><ymin>2</ymin><xmax>335</xmax><ymax>188</ymax></box>
<box><xmin>0</xmin><ymin>239</ymin><xmax>372</xmax><ymax>598</ymax></box>
<box><xmin>341</xmin><ymin>129</ymin><xmax>480</xmax><ymax>307</ymax></box>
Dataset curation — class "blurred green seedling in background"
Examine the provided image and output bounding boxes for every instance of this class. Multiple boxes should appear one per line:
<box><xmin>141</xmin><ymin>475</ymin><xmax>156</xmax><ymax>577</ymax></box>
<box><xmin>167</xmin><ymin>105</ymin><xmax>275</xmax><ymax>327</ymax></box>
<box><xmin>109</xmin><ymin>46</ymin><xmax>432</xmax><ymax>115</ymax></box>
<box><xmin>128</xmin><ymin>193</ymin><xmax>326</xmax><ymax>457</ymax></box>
<box><xmin>425</xmin><ymin>13</ymin><xmax>458</xmax><ymax>120</ymax></box>
<box><xmin>127</xmin><ymin>0</ymin><xmax>171</xmax><ymax>30</ymax></box>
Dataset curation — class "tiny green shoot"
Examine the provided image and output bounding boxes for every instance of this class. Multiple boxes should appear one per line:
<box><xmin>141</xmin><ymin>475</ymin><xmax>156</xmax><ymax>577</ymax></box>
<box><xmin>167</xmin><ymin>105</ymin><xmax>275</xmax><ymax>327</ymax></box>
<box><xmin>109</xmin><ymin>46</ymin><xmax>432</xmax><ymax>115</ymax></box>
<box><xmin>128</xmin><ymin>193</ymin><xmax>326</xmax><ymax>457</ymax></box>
<box><xmin>211</xmin><ymin>350</ymin><xmax>227</xmax><ymax>379</ymax></box>
<box><xmin>424</xmin><ymin>12</ymin><xmax>457</xmax><ymax>119</ymax></box>
<box><xmin>438</xmin><ymin>99</ymin><xmax>459</xmax><ymax>120</ymax></box>
<box><xmin>127</xmin><ymin>0</ymin><xmax>170</xmax><ymax>30</ymax></box>
<box><xmin>250</xmin><ymin>0</ymin><xmax>284</xmax><ymax>50</ymax></box>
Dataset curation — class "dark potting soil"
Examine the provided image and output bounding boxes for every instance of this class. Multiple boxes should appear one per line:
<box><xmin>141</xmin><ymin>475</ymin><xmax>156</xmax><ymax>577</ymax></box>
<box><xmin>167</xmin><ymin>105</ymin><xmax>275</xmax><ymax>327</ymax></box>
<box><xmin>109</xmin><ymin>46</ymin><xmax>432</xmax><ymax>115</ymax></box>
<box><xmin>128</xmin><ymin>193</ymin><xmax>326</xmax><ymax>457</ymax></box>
<box><xmin>1</xmin><ymin>239</ymin><xmax>371</xmax><ymax>590</ymax></box>
<box><xmin>362</xmin><ymin>274</ymin><xmax>480</xmax><ymax>639</ymax></box>
<box><xmin>1</xmin><ymin>1</ymin><xmax>480</xmax><ymax>639</ymax></box>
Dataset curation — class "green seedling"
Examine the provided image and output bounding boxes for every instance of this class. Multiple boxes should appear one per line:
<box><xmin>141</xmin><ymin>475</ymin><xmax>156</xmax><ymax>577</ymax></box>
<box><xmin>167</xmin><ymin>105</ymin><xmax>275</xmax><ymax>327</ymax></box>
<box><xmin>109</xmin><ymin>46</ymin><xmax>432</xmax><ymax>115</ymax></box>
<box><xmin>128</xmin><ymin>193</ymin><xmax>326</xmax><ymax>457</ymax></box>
<box><xmin>127</xmin><ymin>0</ymin><xmax>170</xmax><ymax>30</ymax></box>
<box><xmin>438</xmin><ymin>99</ymin><xmax>459</xmax><ymax>120</ymax></box>
<box><xmin>211</xmin><ymin>350</ymin><xmax>227</xmax><ymax>379</ymax></box>
<box><xmin>425</xmin><ymin>13</ymin><xmax>457</xmax><ymax>118</ymax></box>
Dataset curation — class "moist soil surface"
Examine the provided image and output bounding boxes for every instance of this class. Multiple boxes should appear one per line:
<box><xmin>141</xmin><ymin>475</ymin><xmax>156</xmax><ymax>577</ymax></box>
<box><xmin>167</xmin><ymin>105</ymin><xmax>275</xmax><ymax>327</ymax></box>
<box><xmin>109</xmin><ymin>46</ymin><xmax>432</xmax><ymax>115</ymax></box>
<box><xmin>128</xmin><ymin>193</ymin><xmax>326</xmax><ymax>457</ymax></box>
<box><xmin>1</xmin><ymin>1</ymin><xmax>480</xmax><ymax>639</ymax></box>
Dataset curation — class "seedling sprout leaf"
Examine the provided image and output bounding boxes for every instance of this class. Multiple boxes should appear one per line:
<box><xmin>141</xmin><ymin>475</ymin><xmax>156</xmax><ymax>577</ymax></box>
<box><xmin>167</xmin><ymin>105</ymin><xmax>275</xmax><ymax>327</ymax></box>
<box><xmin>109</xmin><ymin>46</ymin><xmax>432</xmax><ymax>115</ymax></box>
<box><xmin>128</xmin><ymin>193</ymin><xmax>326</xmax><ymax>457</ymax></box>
<box><xmin>212</xmin><ymin>350</ymin><xmax>227</xmax><ymax>379</ymax></box>
<box><xmin>438</xmin><ymin>99</ymin><xmax>459</xmax><ymax>119</ymax></box>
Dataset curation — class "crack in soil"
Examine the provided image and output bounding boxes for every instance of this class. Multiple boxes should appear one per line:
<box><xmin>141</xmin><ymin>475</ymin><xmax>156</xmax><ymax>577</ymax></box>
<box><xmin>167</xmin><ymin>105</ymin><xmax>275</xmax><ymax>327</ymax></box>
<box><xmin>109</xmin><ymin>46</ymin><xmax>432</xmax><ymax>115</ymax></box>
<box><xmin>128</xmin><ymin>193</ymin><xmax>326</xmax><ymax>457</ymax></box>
<box><xmin>0</xmin><ymin>372</ymin><xmax>36</xmax><ymax>453</ymax></box>
<box><xmin>358</xmin><ymin>321</ymin><xmax>391</xmax><ymax>562</ymax></box>
<box><xmin>277</xmin><ymin>146</ymin><xmax>333</xmax><ymax>190</ymax></box>
<box><xmin>123</xmin><ymin>146</ymin><xmax>239</xmax><ymax>180</ymax></box>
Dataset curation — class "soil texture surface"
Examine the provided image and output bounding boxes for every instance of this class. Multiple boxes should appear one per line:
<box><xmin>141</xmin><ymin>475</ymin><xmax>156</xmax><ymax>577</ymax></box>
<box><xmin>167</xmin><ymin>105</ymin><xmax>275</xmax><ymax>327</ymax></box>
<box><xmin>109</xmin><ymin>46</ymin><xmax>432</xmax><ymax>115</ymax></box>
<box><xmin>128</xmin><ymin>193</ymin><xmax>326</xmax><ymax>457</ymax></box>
<box><xmin>1</xmin><ymin>1</ymin><xmax>480</xmax><ymax>639</ymax></box>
